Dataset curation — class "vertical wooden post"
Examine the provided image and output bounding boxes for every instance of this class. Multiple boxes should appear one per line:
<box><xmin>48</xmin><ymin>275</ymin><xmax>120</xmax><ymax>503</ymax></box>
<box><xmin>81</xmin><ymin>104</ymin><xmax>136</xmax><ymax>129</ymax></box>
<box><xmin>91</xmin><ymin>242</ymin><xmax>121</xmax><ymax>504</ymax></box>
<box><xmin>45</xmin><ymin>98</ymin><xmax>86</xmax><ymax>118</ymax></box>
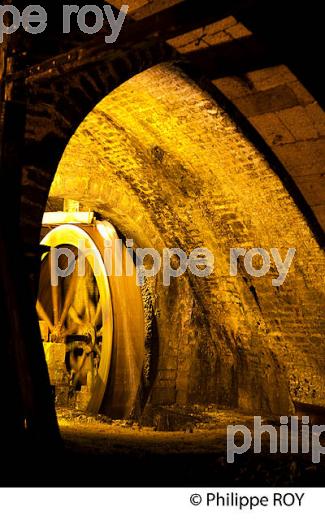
<box><xmin>0</xmin><ymin>15</ymin><xmax>62</xmax><ymax>471</ymax></box>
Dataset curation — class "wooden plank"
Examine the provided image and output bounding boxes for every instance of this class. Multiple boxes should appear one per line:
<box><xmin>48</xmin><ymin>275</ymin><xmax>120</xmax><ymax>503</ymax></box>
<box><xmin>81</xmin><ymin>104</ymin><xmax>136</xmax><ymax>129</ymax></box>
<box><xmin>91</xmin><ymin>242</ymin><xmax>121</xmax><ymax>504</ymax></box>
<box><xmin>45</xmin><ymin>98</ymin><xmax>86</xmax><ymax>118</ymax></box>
<box><xmin>42</xmin><ymin>211</ymin><xmax>95</xmax><ymax>225</ymax></box>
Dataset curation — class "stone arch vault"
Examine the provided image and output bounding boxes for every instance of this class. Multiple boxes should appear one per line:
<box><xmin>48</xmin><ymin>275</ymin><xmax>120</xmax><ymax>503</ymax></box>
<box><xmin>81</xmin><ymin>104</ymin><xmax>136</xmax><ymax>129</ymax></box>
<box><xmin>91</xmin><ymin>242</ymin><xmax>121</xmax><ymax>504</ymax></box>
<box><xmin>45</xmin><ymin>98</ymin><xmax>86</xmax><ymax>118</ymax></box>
<box><xmin>42</xmin><ymin>62</ymin><xmax>325</xmax><ymax>416</ymax></box>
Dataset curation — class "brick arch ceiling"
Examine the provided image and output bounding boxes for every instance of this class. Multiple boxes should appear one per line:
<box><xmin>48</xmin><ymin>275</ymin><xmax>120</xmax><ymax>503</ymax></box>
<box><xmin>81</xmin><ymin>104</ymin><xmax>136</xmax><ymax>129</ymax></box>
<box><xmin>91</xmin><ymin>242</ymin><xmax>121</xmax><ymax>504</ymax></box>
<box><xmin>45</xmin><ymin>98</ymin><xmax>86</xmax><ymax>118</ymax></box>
<box><xmin>20</xmin><ymin>24</ymin><xmax>325</xmax><ymax>248</ymax></box>
<box><xmin>48</xmin><ymin>63</ymin><xmax>325</xmax><ymax>416</ymax></box>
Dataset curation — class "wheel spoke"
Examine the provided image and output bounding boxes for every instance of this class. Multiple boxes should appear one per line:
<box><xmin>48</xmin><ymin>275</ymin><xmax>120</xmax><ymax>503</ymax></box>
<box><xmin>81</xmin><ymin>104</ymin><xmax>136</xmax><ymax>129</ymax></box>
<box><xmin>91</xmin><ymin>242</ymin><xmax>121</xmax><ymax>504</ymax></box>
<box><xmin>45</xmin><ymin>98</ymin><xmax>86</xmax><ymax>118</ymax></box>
<box><xmin>36</xmin><ymin>300</ymin><xmax>54</xmax><ymax>332</ymax></box>
<box><xmin>85</xmin><ymin>281</ymin><xmax>95</xmax><ymax>323</ymax></box>
<box><xmin>58</xmin><ymin>260</ymin><xmax>79</xmax><ymax>329</ymax></box>
<box><xmin>68</xmin><ymin>305</ymin><xmax>83</xmax><ymax>325</ymax></box>
<box><xmin>85</xmin><ymin>300</ymin><xmax>90</xmax><ymax>322</ymax></box>
<box><xmin>72</xmin><ymin>351</ymin><xmax>87</xmax><ymax>387</ymax></box>
<box><xmin>49</xmin><ymin>248</ymin><xmax>61</xmax><ymax>325</ymax></box>
<box><xmin>97</xmin><ymin>326</ymin><xmax>103</xmax><ymax>336</ymax></box>
<box><xmin>94</xmin><ymin>300</ymin><xmax>102</xmax><ymax>327</ymax></box>
<box><xmin>86</xmin><ymin>355</ymin><xmax>95</xmax><ymax>392</ymax></box>
<box><xmin>51</xmin><ymin>284</ymin><xmax>60</xmax><ymax>325</ymax></box>
<box><xmin>94</xmin><ymin>345</ymin><xmax>101</xmax><ymax>356</ymax></box>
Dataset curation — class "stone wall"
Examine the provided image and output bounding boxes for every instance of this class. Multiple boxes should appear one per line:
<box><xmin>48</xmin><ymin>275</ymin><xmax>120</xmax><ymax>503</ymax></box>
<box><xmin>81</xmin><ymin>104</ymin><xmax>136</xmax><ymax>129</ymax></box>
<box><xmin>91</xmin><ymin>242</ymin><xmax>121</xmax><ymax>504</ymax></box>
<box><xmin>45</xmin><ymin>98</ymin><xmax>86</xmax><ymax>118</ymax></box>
<box><xmin>214</xmin><ymin>68</ymin><xmax>325</xmax><ymax>229</ymax></box>
<box><xmin>48</xmin><ymin>63</ymin><xmax>325</xmax><ymax>416</ymax></box>
<box><xmin>166</xmin><ymin>15</ymin><xmax>325</xmax><ymax>231</ymax></box>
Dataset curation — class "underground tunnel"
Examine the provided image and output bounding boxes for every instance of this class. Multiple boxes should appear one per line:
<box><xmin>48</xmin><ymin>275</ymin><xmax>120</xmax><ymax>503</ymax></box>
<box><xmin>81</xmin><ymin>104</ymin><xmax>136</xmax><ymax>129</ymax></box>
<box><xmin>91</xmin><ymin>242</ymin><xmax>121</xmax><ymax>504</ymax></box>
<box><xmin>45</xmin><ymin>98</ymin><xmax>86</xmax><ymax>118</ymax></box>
<box><xmin>0</xmin><ymin>0</ymin><xmax>324</xmax><ymax>489</ymax></box>
<box><xmin>36</xmin><ymin>62</ymin><xmax>324</xmax><ymax>425</ymax></box>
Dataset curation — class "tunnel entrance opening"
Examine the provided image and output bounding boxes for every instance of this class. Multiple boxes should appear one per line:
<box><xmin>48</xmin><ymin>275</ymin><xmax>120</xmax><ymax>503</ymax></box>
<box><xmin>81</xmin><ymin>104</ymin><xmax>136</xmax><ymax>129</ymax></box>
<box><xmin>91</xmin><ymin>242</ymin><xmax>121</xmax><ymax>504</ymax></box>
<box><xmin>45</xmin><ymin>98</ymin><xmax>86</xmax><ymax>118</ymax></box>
<box><xmin>32</xmin><ymin>62</ymin><xmax>324</xmax><ymax>432</ymax></box>
<box><xmin>36</xmin><ymin>213</ymin><xmax>146</xmax><ymax>419</ymax></box>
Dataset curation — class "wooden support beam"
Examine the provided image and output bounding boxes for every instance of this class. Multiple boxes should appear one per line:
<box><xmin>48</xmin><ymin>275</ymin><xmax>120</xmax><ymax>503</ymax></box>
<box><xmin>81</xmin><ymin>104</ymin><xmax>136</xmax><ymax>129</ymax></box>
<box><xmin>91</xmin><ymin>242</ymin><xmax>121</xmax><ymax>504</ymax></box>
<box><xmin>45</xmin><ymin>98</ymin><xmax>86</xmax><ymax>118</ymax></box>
<box><xmin>8</xmin><ymin>0</ymin><xmax>258</xmax><ymax>82</ymax></box>
<box><xmin>0</xmin><ymin>30</ymin><xmax>62</xmax><ymax>457</ymax></box>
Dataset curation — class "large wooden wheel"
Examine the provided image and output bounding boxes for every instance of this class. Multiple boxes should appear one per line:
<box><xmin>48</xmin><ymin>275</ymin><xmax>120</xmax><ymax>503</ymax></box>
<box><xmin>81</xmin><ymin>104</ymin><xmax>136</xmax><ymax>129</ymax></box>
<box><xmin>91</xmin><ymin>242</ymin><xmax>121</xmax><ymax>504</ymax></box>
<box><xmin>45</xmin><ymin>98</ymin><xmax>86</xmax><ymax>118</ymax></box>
<box><xmin>37</xmin><ymin>221</ymin><xmax>145</xmax><ymax>418</ymax></box>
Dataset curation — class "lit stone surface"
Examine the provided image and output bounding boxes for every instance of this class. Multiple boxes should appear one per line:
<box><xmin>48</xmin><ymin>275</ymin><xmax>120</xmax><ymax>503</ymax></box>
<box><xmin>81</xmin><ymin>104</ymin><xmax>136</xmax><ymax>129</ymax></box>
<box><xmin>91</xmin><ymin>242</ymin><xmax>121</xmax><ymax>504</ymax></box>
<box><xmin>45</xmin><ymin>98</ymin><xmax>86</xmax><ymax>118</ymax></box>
<box><xmin>48</xmin><ymin>63</ymin><xmax>325</xmax><ymax>415</ymax></box>
<box><xmin>214</xmin><ymin>66</ymin><xmax>325</xmax><ymax>227</ymax></box>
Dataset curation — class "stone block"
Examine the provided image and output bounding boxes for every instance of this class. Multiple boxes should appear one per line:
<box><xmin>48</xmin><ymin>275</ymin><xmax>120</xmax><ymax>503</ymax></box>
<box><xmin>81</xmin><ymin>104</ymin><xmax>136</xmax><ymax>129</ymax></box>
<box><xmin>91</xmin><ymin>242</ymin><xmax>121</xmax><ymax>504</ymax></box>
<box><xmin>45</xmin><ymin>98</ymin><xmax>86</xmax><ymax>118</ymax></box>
<box><xmin>250</xmin><ymin>113</ymin><xmax>295</xmax><ymax>145</ymax></box>
<box><xmin>43</xmin><ymin>342</ymin><xmax>67</xmax><ymax>385</ymax></box>
<box><xmin>274</xmin><ymin>139</ymin><xmax>325</xmax><ymax>177</ymax></box>
<box><xmin>277</xmin><ymin>106</ymin><xmax>318</xmax><ymax>140</ymax></box>
<box><xmin>295</xmin><ymin>174</ymin><xmax>325</xmax><ymax>206</ymax></box>
<box><xmin>235</xmin><ymin>84</ymin><xmax>299</xmax><ymax>117</ymax></box>
<box><xmin>39</xmin><ymin>320</ymin><xmax>49</xmax><ymax>341</ymax></box>
<box><xmin>246</xmin><ymin>65</ymin><xmax>296</xmax><ymax>91</ymax></box>
<box><xmin>305</xmin><ymin>103</ymin><xmax>325</xmax><ymax>136</ymax></box>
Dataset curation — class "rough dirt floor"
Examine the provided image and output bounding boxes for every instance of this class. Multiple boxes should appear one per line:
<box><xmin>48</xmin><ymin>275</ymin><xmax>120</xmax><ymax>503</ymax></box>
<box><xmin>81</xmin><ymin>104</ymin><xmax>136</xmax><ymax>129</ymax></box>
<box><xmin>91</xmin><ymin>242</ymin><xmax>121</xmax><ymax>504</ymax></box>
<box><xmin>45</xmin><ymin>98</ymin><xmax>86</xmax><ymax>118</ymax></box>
<box><xmin>50</xmin><ymin>407</ymin><xmax>325</xmax><ymax>487</ymax></box>
<box><xmin>2</xmin><ymin>406</ymin><xmax>324</xmax><ymax>486</ymax></box>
